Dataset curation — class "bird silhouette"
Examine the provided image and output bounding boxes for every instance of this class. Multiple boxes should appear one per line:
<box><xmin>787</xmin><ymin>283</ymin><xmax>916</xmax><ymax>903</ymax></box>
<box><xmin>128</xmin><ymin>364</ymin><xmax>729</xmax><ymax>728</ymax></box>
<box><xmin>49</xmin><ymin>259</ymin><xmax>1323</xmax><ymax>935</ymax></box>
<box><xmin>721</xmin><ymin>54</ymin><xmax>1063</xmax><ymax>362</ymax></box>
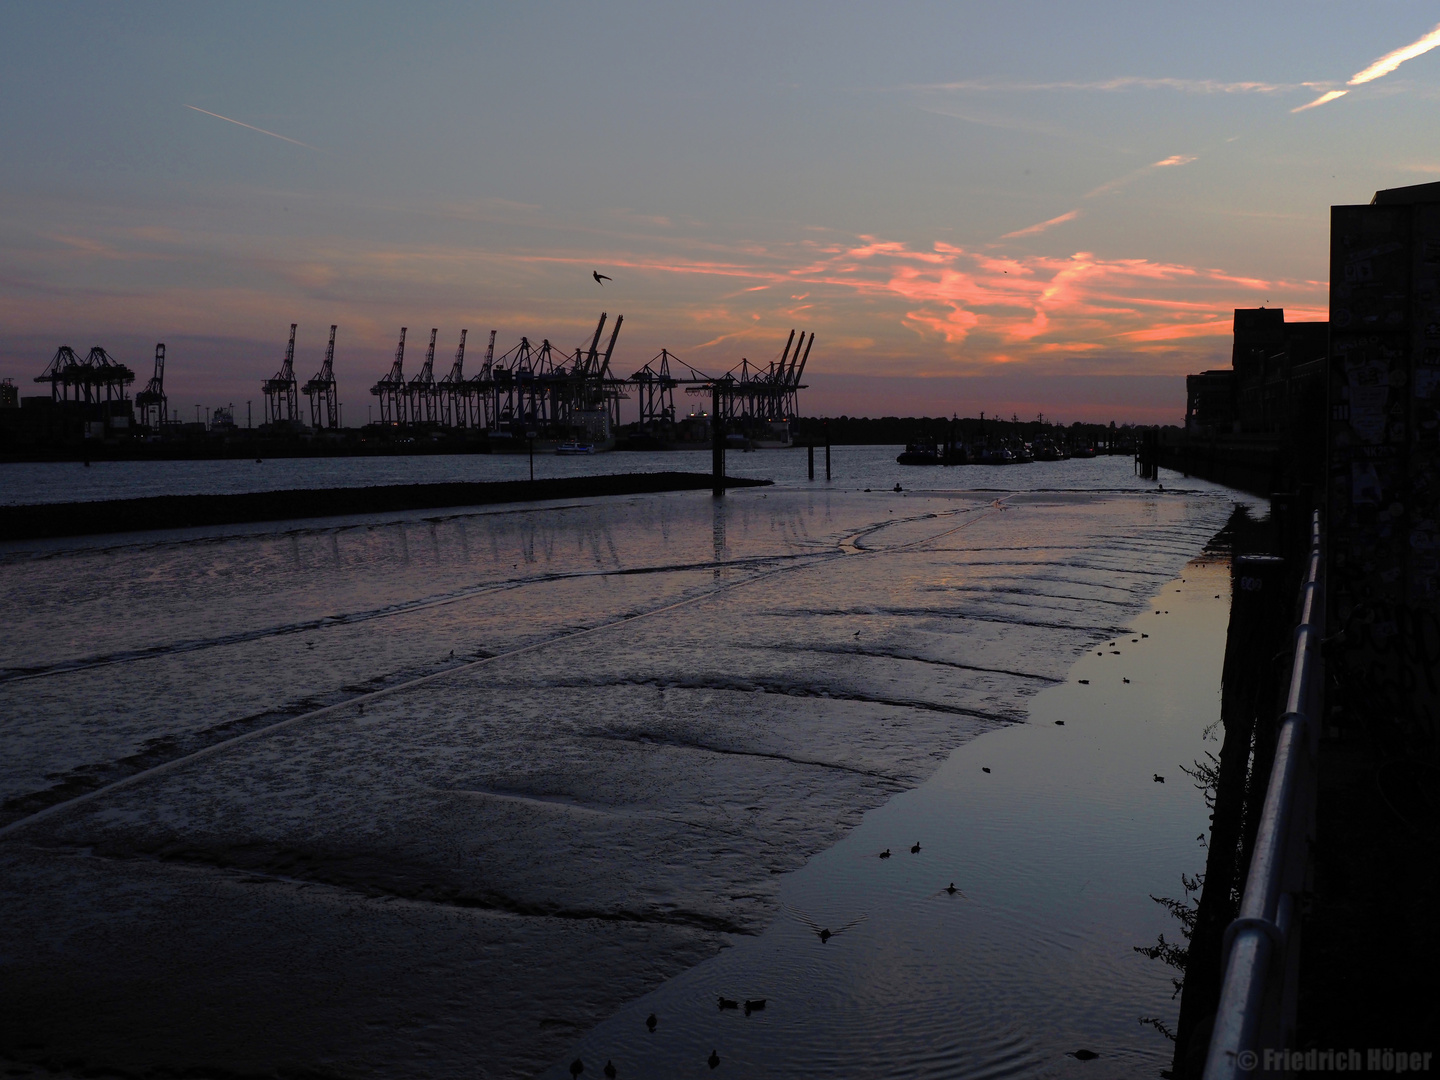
<box><xmin>1078</xmin><ymin>679</ymin><xmax>1089</xmax><ymax>685</ymax></box>
<box><xmin>1055</xmin><ymin>720</ymin><xmax>1065</xmax><ymax>725</ymax></box>
<box><xmin>1071</xmin><ymin>1049</ymin><xmax>1100</xmax><ymax>1060</ymax></box>
<box><xmin>744</xmin><ymin>998</ymin><xmax>766</xmax><ymax>1015</ymax></box>
<box><xmin>593</xmin><ymin>271</ymin><xmax>612</xmax><ymax>285</ymax></box>
<box><xmin>1154</xmin><ymin>774</ymin><xmax>1165</xmax><ymax>783</ymax></box>
<box><xmin>646</xmin><ymin>1013</ymin><xmax>657</xmax><ymax>1032</ymax></box>
<box><xmin>1123</xmin><ymin>677</ymin><xmax>1131</xmax><ymax>684</ymax></box>
<box><xmin>982</xmin><ymin>766</ymin><xmax>992</xmax><ymax>773</ymax></box>
<box><xmin>570</xmin><ymin>1060</ymin><xmax>584</xmax><ymax>1078</ymax></box>
<box><xmin>879</xmin><ymin>848</ymin><xmax>891</xmax><ymax>859</ymax></box>
<box><xmin>604</xmin><ymin>1062</ymin><xmax>616</xmax><ymax>1079</ymax></box>
<box><xmin>708</xmin><ymin>1049</ymin><xmax>721</xmax><ymax>1070</ymax></box>
<box><xmin>944</xmin><ymin>882</ymin><xmax>967</xmax><ymax>896</ymax></box>
<box><xmin>910</xmin><ymin>841</ymin><xmax>921</xmax><ymax>854</ymax></box>
<box><xmin>787</xmin><ymin>905</ymin><xmax>867</xmax><ymax>943</ymax></box>
<box><xmin>717</xmin><ymin>996</ymin><xmax>739</xmax><ymax>1010</ymax></box>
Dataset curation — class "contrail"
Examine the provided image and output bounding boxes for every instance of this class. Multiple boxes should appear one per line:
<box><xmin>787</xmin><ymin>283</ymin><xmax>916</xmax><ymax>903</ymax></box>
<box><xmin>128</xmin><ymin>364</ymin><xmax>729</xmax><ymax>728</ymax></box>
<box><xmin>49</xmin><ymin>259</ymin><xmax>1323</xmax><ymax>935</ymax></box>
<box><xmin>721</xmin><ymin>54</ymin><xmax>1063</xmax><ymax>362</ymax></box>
<box><xmin>1292</xmin><ymin>20</ymin><xmax>1440</xmax><ymax>112</ymax></box>
<box><xmin>1292</xmin><ymin>89</ymin><xmax>1348</xmax><ymax>113</ymax></box>
<box><xmin>184</xmin><ymin>105</ymin><xmax>317</xmax><ymax>149</ymax></box>
<box><xmin>1349</xmin><ymin>21</ymin><xmax>1440</xmax><ymax>85</ymax></box>
<box><xmin>1001</xmin><ymin>209</ymin><xmax>1080</xmax><ymax>240</ymax></box>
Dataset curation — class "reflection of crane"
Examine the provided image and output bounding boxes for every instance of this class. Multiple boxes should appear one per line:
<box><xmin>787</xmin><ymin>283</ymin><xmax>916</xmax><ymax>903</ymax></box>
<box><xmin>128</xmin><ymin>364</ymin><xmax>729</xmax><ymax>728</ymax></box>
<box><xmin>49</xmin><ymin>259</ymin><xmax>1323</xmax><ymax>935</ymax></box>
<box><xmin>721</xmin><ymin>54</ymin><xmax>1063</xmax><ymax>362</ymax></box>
<box><xmin>136</xmin><ymin>343</ymin><xmax>168</xmax><ymax>428</ymax></box>
<box><xmin>303</xmin><ymin>326</ymin><xmax>339</xmax><ymax>429</ymax></box>
<box><xmin>370</xmin><ymin>327</ymin><xmax>407</xmax><ymax>424</ymax></box>
<box><xmin>262</xmin><ymin>324</ymin><xmax>300</xmax><ymax>425</ymax></box>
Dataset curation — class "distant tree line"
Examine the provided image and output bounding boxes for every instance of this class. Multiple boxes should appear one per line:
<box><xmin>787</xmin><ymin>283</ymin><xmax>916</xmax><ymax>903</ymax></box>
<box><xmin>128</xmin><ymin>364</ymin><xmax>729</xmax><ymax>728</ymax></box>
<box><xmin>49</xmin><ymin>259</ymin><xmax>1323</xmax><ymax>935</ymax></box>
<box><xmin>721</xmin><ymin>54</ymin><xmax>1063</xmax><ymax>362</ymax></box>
<box><xmin>791</xmin><ymin>415</ymin><xmax>1139</xmax><ymax>448</ymax></box>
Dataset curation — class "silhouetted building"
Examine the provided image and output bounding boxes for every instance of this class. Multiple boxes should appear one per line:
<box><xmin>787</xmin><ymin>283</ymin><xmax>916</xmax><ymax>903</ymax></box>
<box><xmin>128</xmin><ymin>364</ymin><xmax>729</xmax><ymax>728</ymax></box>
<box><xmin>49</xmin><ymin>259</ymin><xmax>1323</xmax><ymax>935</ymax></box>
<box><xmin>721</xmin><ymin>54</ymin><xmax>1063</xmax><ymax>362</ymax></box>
<box><xmin>1185</xmin><ymin>308</ymin><xmax>1328</xmax><ymax>436</ymax></box>
<box><xmin>1185</xmin><ymin>369</ymin><xmax>1238</xmax><ymax>433</ymax></box>
<box><xmin>1328</xmin><ymin>180</ymin><xmax>1440</xmax><ymax>628</ymax></box>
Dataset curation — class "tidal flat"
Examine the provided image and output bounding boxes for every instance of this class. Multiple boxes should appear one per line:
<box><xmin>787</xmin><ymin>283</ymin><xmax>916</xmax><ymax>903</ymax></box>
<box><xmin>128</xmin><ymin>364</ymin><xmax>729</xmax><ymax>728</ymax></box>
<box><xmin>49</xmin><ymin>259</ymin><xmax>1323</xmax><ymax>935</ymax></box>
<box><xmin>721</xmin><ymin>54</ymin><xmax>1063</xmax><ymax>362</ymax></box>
<box><xmin>0</xmin><ymin>455</ymin><xmax>1252</xmax><ymax>1078</ymax></box>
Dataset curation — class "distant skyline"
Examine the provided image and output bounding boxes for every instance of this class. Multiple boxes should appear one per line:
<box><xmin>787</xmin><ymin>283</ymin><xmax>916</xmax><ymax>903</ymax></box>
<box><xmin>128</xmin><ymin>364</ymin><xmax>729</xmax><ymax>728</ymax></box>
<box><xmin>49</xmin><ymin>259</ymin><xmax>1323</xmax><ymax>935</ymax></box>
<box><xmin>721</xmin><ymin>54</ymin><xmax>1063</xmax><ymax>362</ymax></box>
<box><xmin>3</xmin><ymin>2</ymin><xmax>1438</xmax><ymax>424</ymax></box>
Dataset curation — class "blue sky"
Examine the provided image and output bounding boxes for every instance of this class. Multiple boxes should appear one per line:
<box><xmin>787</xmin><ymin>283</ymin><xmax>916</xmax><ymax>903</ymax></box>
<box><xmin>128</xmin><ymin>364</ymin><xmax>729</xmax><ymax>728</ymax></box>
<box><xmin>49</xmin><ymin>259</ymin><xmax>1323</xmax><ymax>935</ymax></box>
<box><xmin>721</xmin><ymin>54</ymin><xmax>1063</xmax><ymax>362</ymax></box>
<box><xmin>3</xmin><ymin>2</ymin><xmax>1438</xmax><ymax>423</ymax></box>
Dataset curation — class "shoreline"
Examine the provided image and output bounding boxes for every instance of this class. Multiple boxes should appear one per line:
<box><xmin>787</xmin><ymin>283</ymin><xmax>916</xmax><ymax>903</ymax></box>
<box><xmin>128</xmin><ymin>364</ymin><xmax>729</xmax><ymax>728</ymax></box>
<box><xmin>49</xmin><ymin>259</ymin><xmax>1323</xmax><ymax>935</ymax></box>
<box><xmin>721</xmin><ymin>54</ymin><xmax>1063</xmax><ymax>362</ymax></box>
<box><xmin>0</xmin><ymin>472</ymin><xmax>771</xmax><ymax>541</ymax></box>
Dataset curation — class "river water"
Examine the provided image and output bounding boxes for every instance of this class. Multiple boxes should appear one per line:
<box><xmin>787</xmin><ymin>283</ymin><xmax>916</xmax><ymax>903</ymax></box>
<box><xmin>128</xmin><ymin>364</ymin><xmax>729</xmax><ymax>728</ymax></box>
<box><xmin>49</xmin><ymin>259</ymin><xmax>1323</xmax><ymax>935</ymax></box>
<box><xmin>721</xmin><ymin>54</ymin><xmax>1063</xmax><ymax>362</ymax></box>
<box><xmin>0</xmin><ymin>452</ymin><xmax>1254</xmax><ymax>1079</ymax></box>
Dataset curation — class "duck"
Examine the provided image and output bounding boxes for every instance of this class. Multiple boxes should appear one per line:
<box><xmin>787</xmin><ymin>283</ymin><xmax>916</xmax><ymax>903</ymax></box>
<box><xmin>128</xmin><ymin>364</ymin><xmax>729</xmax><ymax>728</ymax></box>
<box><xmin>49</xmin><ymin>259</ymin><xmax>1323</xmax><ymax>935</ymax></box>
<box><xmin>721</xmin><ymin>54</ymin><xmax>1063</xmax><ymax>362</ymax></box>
<box><xmin>709</xmin><ymin>1049</ymin><xmax>721</xmax><ymax>1070</ymax></box>
<box><xmin>717</xmin><ymin>996</ymin><xmax>738</xmax><ymax>1010</ymax></box>
<box><xmin>1153</xmin><ymin>774</ymin><xmax>1165</xmax><ymax>783</ymax></box>
<box><xmin>818</xmin><ymin>928</ymin><xmax>832</xmax><ymax>942</ymax></box>
<box><xmin>910</xmin><ymin>841</ymin><xmax>921</xmax><ymax>854</ymax></box>
<box><xmin>1123</xmin><ymin>678</ymin><xmax>1130</xmax><ymax>684</ymax></box>
<box><xmin>946</xmin><ymin>882</ymin><xmax>959</xmax><ymax>895</ymax></box>
<box><xmin>879</xmin><ymin>848</ymin><xmax>891</xmax><ymax>859</ymax></box>
<box><xmin>982</xmin><ymin>767</ymin><xmax>991</xmax><ymax>773</ymax></box>
<box><xmin>645</xmin><ymin>1013</ymin><xmax>657</xmax><ymax>1032</ymax></box>
<box><xmin>604</xmin><ymin>1063</ymin><xmax>616</xmax><ymax>1079</ymax></box>
<box><xmin>1078</xmin><ymin>679</ymin><xmax>1089</xmax><ymax>685</ymax></box>
<box><xmin>1071</xmin><ymin>1049</ymin><xmax>1100</xmax><ymax>1060</ymax></box>
<box><xmin>744</xmin><ymin>999</ymin><xmax>766</xmax><ymax>1014</ymax></box>
<box><xmin>570</xmin><ymin>1060</ymin><xmax>584</xmax><ymax>1078</ymax></box>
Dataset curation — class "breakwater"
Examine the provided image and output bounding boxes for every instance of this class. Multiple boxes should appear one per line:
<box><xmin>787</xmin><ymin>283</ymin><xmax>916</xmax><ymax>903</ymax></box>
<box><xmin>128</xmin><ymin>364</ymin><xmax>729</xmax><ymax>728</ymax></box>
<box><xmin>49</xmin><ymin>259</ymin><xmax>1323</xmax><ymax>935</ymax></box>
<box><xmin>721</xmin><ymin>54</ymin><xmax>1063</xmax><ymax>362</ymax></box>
<box><xmin>0</xmin><ymin>471</ymin><xmax>770</xmax><ymax>540</ymax></box>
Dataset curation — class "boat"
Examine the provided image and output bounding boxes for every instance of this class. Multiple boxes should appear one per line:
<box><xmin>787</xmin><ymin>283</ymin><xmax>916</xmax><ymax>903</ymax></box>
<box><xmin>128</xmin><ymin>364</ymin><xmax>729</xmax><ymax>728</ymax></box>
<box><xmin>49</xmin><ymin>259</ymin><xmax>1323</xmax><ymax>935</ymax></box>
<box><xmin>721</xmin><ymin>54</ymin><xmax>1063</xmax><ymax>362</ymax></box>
<box><xmin>897</xmin><ymin>442</ymin><xmax>941</xmax><ymax>465</ymax></box>
<box><xmin>555</xmin><ymin>442</ymin><xmax>595</xmax><ymax>455</ymax></box>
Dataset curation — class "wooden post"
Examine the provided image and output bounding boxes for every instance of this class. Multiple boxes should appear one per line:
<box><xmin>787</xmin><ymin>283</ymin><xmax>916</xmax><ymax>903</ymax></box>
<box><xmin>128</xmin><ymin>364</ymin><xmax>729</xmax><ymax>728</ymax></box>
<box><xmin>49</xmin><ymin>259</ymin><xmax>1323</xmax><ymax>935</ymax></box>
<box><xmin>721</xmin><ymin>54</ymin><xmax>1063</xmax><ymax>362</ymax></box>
<box><xmin>711</xmin><ymin>386</ymin><xmax>724</xmax><ymax>498</ymax></box>
<box><xmin>824</xmin><ymin>419</ymin><xmax>831</xmax><ymax>480</ymax></box>
<box><xmin>808</xmin><ymin>441</ymin><xmax>814</xmax><ymax>480</ymax></box>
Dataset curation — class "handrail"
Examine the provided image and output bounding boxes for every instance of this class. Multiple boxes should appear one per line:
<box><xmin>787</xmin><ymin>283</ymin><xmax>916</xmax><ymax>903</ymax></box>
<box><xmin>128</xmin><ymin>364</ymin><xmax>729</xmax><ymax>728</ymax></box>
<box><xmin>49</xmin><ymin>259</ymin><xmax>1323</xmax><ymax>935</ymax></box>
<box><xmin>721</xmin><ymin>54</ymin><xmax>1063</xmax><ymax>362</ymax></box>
<box><xmin>1203</xmin><ymin>509</ymin><xmax>1324</xmax><ymax>1078</ymax></box>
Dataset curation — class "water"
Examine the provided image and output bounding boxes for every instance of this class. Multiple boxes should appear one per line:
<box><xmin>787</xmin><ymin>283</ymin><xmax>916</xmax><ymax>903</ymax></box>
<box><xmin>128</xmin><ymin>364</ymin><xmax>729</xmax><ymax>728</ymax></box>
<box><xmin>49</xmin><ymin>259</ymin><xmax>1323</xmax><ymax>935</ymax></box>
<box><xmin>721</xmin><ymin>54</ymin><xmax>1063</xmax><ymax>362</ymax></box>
<box><xmin>0</xmin><ymin>456</ymin><xmax>1255</xmax><ymax>1079</ymax></box>
<box><xmin>539</xmin><ymin>559</ymin><xmax>1231</xmax><ymax>1080</ymax></box>
<box><xmin>2</xmin><ymin>446</ymin><xmax>1168</xmax><ymax>506</ymax></box>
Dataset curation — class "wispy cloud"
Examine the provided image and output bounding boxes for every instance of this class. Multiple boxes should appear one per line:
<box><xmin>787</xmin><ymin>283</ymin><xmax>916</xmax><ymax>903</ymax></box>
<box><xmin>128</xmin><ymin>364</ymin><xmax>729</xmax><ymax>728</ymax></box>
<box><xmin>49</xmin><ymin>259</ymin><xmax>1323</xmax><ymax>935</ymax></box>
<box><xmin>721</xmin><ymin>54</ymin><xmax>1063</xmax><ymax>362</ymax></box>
<box><xmin>1083</xmin><ymin>153</ymin><xmax>1199</xmax><ymax>198</ymax></box>
<box><xmin>1001</xmin><ymin>209</ymin><xmax>1081</xmax><ymax>239</ymax></box>
<box><xmin>183</xmin><ymin>105</ymin><xmax>318</xmax><ymax>150</ymax></box>
<box><xmin>1349</xmin><ymin>21</ymin><xmax>1440</xmax><ymax>84</ymax></box>
<box><xmin>909</xmin><ymin>77</ymin><xmax>1296</xmax><ymax>95</ymax></box>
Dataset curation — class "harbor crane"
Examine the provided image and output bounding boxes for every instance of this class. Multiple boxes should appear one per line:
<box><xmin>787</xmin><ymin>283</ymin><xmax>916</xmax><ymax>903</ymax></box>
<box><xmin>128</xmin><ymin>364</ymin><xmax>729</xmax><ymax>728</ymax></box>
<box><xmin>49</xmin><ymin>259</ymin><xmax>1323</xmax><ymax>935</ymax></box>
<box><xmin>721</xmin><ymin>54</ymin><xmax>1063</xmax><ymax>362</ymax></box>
<box><xmin>302</xmin><ymin>326</ymin><xmax>339</xmax><ymax>429</ymax></box>
<box><xmin>262</xmin><ymin>324</ymin><xmax>300</xmax><ymax>425</ymax></box>
<box><xmin>370</xmin><ymin>327</ymin><xmax>407</xmax><ymax>424</ymax></box>
<box><xmin>135</xmin><ymin>344</ymin><xmax>168</xmax><ymax>429</ymax></box>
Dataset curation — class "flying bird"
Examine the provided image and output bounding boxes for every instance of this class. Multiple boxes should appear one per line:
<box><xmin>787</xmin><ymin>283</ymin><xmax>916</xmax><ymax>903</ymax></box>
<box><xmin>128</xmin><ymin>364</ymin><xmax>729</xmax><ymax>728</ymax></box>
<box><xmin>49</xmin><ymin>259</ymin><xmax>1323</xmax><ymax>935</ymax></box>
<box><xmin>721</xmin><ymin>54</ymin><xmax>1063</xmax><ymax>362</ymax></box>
<box><xmin>593</xmin><ymin>271</ymin><xmax>612</xmax><ymax>285</ymax></box>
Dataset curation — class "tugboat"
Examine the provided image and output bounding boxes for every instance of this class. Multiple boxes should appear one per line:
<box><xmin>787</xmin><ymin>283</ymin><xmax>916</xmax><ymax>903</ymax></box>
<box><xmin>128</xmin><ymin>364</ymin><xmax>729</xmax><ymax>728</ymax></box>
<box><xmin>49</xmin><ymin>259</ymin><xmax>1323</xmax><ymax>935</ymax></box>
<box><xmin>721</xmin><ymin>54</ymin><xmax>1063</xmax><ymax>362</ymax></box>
<box><xmin>897</xmin><ymin>441</ymin><xmax>941</xmax><ymax>465</ymax></box>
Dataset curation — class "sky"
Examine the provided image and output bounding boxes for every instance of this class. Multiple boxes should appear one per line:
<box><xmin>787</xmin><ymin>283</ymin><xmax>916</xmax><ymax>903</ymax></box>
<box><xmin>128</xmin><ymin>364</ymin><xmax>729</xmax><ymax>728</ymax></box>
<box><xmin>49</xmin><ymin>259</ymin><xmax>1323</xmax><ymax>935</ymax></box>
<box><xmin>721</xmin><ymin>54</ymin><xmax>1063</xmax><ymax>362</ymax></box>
<box><xmin>2</xmin><ymin>2</ymin><xmax>1439</xmax><ymax>425</ymax></box>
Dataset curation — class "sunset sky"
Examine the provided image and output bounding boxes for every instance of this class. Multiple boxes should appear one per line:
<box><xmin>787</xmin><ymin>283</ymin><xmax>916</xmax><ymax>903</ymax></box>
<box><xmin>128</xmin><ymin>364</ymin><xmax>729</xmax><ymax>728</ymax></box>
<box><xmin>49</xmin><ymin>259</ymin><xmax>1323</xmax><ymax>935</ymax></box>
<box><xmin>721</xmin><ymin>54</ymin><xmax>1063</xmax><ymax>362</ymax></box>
<box><xmin>3</xmin><ymin>2</ymin><xmax>1439</xmax><ymax>424</ymax></box>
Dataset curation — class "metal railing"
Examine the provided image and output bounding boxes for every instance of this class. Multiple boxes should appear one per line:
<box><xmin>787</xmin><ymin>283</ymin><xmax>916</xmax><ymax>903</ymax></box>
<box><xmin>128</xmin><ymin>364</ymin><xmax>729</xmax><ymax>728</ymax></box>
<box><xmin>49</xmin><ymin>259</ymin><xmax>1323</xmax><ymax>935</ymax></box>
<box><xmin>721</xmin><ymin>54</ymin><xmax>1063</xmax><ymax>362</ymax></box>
<box><xmin>1203</xmin><ymin>509</ymin><xmax>1324</xmax><ymax>1078</ymax></box>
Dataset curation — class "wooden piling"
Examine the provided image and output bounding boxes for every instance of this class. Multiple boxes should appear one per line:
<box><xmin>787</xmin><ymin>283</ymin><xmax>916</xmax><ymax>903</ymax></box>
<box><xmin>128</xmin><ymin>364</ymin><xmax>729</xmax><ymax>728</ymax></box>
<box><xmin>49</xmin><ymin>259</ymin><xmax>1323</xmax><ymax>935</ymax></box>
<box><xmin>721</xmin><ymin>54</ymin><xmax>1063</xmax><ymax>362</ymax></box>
<box><xmin>711</xmin><ymin>386</ymin><xmax>724</xmax><ymax>498</ymax></box>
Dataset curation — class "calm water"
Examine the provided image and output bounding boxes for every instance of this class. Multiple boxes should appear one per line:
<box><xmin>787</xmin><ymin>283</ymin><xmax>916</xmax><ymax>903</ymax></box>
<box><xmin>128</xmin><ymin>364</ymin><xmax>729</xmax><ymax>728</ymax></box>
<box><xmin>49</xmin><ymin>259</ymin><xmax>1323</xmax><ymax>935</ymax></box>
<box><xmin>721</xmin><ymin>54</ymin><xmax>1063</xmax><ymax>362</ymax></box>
<box><xmin>0</xmin><ymin>456</ymin><xmax>1252</xmax><ymax>1079</ymax></box>
<box><xmin>1</xmin><ymin>446</ymin><xmax>1159</xmax><ymax>506</ymax></box>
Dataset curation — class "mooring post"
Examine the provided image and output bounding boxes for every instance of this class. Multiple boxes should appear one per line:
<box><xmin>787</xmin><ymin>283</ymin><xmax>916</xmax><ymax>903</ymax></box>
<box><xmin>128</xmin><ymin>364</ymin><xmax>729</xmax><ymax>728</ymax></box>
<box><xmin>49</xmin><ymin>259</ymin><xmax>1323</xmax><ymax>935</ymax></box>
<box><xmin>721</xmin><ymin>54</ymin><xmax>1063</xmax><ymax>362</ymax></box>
<box><xmin>808</xmin><ymin>441</ymin><xmax>815</xmax><ymax>480</ymax></box>
<box><xmin>824</xmin><ymin>419</ymin><xmax>831</xmax><ymax>480</ymax></box>
<box><xmin>711</xmin><ymin>386</ymin><xmax>724</xmax><ymax>498</ymax></box>
<box><xmin>528</xmin><ymin>434</ymin><xmax>535</xmax><ymax>483</ymax></box>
